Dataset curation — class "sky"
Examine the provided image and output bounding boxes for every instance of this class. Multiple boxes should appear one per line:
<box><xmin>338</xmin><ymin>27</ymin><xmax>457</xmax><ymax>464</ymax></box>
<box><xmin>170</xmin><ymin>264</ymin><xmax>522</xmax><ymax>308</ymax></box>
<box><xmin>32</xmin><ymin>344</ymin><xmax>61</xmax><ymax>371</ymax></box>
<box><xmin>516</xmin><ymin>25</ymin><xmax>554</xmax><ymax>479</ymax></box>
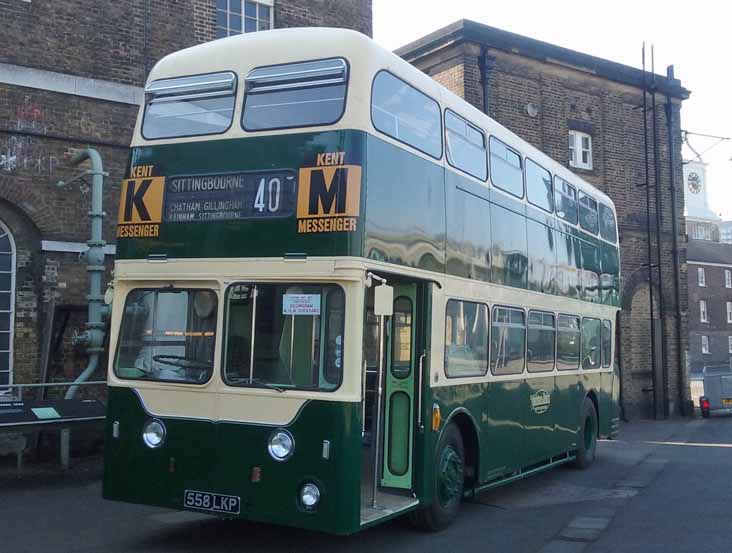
<box><xmin>373</xmin><ymin>0</ymin><xmax>732</xmax><ymax>219</ymax></box>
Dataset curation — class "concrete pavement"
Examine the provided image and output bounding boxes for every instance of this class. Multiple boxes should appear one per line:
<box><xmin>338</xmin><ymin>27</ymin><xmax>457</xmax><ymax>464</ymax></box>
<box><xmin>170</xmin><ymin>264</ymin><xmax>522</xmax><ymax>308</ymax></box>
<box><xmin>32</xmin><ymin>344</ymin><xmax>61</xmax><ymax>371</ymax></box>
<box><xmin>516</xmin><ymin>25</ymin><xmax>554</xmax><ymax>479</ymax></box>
<box><xmin>0</xmin><ymin>416</ymin><xmax>729</xmax><ymax>553</ymax></box>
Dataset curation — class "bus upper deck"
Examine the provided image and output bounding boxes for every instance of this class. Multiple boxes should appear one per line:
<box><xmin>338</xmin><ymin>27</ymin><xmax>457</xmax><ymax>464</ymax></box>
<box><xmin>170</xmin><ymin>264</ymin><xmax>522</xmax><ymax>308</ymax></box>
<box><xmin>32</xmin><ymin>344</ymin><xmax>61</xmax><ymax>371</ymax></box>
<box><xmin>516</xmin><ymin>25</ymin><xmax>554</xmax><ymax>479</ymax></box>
<box><xmin>119</xmin><ymin>27</ymin><xmax>619</xmax><ymax>308</ymax></box>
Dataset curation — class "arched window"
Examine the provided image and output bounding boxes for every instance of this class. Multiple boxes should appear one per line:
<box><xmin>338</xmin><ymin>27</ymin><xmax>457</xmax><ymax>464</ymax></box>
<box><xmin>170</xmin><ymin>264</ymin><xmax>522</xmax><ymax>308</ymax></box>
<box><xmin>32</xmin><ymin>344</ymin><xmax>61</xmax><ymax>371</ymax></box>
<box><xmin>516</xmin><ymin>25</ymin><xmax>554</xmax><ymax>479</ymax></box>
<box><xmin>0</xmin><ymin>220</ymin><xmax>15</xmax><ymax>392</ymax></box>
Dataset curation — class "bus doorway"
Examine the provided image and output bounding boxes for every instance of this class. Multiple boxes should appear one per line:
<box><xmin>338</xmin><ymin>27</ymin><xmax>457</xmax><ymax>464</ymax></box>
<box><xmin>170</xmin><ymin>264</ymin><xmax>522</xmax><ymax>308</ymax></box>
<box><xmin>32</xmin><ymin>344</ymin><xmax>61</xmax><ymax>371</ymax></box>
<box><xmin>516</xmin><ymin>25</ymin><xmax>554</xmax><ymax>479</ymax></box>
<box><xmin>361</xmin><ymin>280</ymin><xmax>423</xmax><ymax>524</ymax></box>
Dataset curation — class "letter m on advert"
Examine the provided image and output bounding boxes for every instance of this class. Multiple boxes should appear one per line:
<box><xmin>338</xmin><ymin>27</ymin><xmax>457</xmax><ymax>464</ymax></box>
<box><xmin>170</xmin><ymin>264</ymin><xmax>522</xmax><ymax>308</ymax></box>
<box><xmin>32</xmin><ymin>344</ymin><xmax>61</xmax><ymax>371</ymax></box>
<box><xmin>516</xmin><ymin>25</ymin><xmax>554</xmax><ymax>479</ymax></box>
<box><xmin>297</xmin><ymin>165</ymin><xmax>361</xmax><ymax>219</ymax></box>
<box><xmin>118</xmin><ymin>175</ymin><xmax>165</xmax><ymax>225</ymax></box>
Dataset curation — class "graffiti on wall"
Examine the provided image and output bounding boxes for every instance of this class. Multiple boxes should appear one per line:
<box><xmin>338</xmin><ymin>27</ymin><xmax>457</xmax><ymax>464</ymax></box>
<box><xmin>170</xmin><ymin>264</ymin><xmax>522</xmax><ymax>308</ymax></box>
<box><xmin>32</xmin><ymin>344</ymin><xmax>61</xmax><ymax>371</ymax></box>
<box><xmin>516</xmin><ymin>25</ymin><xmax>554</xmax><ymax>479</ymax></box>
<box><xmin>0</xmin><ymin>97</ymin><xmax>60</xmax><ymax>176</ymax></box>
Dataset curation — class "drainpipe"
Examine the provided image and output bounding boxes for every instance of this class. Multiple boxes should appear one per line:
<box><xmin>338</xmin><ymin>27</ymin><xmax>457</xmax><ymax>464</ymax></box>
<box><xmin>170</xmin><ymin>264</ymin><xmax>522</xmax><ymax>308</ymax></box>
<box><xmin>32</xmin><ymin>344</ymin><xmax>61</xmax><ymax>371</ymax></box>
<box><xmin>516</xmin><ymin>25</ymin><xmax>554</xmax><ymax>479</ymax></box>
<box><xmin>56</xmin><ymin>148</ymin><xmax>108</xmax><ymax>470</ymax></box>
<box><xmin>664</xmin><ymin>66</ymin><xmax>687</xmax><ymax>416</ymax></box>
<box><xmin>480</xmin><ymin>48</ymin><xmax>495</xmax><ymax>116</ymax></box>
<box><xmin>62</xmin><ymin>148</ymin><xmax>108</xmax><ymax>399</ymax></box>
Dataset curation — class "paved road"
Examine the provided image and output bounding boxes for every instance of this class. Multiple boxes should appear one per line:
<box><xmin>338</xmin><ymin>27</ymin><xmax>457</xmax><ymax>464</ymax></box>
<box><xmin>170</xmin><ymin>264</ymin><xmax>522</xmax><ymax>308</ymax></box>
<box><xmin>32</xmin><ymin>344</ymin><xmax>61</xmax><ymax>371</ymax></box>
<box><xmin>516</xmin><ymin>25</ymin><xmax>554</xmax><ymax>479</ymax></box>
<box><xmin>1</xmin><ymin>416</ymin><xmax>730</xmax><ymax>553</ymax></box>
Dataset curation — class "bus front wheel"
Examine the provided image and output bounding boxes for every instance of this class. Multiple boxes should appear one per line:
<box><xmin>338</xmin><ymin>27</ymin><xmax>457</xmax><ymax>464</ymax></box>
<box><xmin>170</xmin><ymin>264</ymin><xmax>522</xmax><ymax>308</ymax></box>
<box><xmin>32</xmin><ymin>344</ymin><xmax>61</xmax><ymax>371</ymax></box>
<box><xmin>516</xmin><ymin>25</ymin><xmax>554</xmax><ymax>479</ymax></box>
<box><xmin>410</xmin><ymin>423</ymin><xmax>464</xmax><ymax>531</ymax></box>
<box><xmin>571</xmin><ymin>398</ymin><xmax>598</xmax><ymax>469</ymax></box>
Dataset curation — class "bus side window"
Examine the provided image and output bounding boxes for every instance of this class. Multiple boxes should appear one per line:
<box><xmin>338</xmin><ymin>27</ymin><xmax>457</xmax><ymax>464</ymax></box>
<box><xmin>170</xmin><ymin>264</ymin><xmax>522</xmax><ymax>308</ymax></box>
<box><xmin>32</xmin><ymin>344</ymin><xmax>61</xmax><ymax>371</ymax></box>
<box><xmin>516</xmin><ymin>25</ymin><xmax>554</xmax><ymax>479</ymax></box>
<box><xmin>599</xmin><ymin>203</ymin><xmax>618</xmax><ymax>243</ymax></box>
<box><xmin>578</xmin><ymin>191</ymin><xmax>599</xmax><ymax>235</ymax></box>
<box><xmin>554</xmin><ymin>176</ymin><xmax>578</xmax><ymax>224</ymax></box>
<box><xmin>489</xmin><ymin>137</ymin><xmax>523</xmax><ymax>198</ymax></box>
<box><xmin>557</xmin><ymin>314</ymin><xmax>580</xmax><ymax>371</ymax></box>
<box><xmin>581</xmin><ymin>317</ymin><xmax>602</xmax><ymax>370</ymax></box>
<box><xmin>527</xmin><ymin>310</ymin><xmax>555</xmax><ymax>372</ymax></box>
<box><xmin>601</xmin><ymin>319</ymin><xmax>612</xmax><ymax>368</ymax></box>
<box><xmin>490</xmin><ymin>306</ymin><xmax>526</xmax><ymax>375</ymax></box>
<box><xmin>444</xmin><ymin>300</ymin><xmax>489</xmax><ymax>378</ymax></box>
<box><xmin>371</xmin><ymin>70</ymin><xmax>442</xmax><ymax>159</ymax></box>
<box><xmin>525</xmin><ymin>159</ymin><xmax>553</xmax><ymax>213</ymax></box>
<box><xmin>445</xmin><ymin>110</ymin><xmax>487</xmax><ymax>181</ymax></box>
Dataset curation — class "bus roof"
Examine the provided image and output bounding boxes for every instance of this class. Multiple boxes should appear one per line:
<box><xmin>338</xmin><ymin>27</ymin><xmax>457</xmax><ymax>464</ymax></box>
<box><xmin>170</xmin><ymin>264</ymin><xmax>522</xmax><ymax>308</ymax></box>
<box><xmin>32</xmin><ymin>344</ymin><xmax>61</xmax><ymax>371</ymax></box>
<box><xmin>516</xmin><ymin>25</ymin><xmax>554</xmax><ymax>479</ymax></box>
<box><xmin>139</xmin><ymin>27</ymin><xmax>615</xmax><ymax>211</ymax></box>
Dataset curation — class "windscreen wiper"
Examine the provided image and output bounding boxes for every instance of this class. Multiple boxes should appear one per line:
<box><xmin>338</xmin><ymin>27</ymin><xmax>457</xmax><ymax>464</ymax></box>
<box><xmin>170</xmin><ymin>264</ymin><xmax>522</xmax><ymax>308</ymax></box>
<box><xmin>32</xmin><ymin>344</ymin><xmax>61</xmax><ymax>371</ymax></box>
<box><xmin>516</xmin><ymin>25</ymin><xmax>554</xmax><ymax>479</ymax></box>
<box><xmin>247</xmin><ymin>378</ymin><xmax>286</xmax><ymax>393</ymax></box>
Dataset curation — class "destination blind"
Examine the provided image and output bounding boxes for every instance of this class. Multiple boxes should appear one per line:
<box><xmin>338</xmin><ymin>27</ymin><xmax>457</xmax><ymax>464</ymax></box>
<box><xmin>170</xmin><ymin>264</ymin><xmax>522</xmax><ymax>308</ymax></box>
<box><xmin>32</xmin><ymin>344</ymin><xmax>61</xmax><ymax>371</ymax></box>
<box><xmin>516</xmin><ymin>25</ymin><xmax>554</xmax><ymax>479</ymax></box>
<box><xmin>163</xmin><ymin>170</ymin><xmax>296</xmax><ymax>222</ymax></box>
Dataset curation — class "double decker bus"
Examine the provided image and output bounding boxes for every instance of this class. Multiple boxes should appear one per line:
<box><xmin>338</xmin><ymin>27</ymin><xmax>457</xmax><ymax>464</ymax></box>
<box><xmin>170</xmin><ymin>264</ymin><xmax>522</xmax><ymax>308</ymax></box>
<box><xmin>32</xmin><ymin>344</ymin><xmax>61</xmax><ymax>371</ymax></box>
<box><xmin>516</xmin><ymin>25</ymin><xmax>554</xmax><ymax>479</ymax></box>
<box><xmin>103</xmin><ymin>27</ymin><xmax>621</xmax><ymax>534</ymax></box>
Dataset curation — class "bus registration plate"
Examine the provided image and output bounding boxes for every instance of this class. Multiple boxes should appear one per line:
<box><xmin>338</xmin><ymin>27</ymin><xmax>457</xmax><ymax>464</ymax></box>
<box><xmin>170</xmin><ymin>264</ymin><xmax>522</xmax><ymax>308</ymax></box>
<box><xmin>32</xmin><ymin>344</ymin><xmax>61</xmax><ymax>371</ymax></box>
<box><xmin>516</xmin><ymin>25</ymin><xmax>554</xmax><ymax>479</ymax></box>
<box><xmin>184</xmin><ymin>490</ymin><xmax>240</xmax><ymax>514</ymax></box>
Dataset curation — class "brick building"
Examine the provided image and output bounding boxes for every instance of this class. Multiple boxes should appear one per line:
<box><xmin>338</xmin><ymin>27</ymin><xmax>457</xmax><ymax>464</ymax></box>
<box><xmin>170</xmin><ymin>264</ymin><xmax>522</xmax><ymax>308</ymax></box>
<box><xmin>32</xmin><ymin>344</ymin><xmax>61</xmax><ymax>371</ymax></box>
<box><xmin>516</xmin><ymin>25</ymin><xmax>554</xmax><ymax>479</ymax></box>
<box><xmin>0</xmin><ymin>0</ymin><xmax>371</xmax><ymax>393</ymax></box>
<box><xmin>687</xmin><ymin>240</ymin><xmax>732</xmax><ymax>373</ymax></box>
<box><xmin>397</xmin><ymin>20</ymin><xmax>691</xmax><ymax>418</ymax></box>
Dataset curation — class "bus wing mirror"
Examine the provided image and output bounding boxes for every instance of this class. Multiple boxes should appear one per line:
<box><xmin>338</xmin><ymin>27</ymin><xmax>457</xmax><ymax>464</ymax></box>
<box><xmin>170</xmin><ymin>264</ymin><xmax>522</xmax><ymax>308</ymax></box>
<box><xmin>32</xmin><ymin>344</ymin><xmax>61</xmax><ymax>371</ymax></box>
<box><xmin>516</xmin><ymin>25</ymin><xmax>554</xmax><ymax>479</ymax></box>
<box><xmin>374</xmin><ymin>284</ymin><xmax>393</xmax><ymax>316</ymax></box>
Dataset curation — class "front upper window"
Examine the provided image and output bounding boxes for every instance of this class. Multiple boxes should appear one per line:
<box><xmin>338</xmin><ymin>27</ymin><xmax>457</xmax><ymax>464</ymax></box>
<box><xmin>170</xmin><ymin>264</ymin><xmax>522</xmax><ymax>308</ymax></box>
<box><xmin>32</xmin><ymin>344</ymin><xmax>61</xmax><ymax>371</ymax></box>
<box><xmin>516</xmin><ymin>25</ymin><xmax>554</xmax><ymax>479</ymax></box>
<box><xmin>115</xmin><ymin>288</ymin><xmax>218</xmax><ymax>384</ymax></box>
<box><xmin>216</xmin><ymin>0</ymin><xmax>273</xmax><ymax>38</ymax></box>
<box><xmin>222</xmin><ymin>283</ymin><xmax>345</xmax><ymax>391</ymax></box>
<box><xmin>242</xmin><ymin>58</ymin><xmax>348</xmax><ymax>131</ymax></box>
<box><xmin>142</xmin><ymin>72</ymin><xmax>237</xmax><ymax>139</ymax></box>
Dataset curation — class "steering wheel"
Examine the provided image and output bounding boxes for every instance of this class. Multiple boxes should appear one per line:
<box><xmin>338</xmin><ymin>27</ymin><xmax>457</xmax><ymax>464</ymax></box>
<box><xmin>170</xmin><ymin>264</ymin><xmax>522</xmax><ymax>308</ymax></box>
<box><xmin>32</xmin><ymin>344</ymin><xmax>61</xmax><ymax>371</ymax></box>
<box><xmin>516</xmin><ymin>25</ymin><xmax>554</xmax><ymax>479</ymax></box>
<box><xmin>152</xmin><ymin>354</ymin><xmax>211</xmax><ymax>371</ymax></box>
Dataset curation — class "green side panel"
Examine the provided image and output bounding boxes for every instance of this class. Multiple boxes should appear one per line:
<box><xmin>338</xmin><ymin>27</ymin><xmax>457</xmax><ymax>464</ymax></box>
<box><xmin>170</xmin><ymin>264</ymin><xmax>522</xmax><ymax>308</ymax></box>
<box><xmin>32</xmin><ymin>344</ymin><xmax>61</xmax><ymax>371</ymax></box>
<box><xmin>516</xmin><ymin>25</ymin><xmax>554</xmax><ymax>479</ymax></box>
<box><xmin>364</xmin><ymin>136</ymin><xmax>446</xmax><ymax>272</ymax></box>
<box><xmin>103</xmin><ymin>387</ymin><xmax>362</xmax><ymax>534</ymax></box>
<box><xmin>444</xmin><ymin>172</ymin><xmax>491</xmax><ymax>281</ymax></box>
<box><xmin>524</xmin><ymin>374</ymin><xmax>559</xmax><ymax>464</ymax></box>
<box><xmin>117</xmin><ymin>130</ymin><xmax>366</xmax><ymax>260</ymax></box>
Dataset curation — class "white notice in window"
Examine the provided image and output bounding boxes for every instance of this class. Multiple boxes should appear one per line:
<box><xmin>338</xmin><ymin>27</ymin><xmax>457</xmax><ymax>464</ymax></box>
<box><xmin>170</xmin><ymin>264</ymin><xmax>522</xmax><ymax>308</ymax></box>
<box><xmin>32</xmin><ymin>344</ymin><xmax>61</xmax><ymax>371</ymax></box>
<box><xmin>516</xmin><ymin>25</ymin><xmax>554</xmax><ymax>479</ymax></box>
<box><xmin>282</xmin><ymin>294</ymin><xmax>321</xmax><ymax>316</ymax></box>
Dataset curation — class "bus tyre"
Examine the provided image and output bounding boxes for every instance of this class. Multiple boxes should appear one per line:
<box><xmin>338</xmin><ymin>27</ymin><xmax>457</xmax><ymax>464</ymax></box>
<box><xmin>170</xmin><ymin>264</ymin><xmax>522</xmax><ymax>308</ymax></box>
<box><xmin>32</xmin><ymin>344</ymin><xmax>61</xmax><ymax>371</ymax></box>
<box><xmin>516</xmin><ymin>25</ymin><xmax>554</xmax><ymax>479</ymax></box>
<box><xmin>571</xmin><ymin>398</ymin><xmax>598</xmax><ymax>469</ymax></box>
<box><xmin>410</xmin><ymin>423</ymin><xmax>464</xmax><ymax>531</ymax></box>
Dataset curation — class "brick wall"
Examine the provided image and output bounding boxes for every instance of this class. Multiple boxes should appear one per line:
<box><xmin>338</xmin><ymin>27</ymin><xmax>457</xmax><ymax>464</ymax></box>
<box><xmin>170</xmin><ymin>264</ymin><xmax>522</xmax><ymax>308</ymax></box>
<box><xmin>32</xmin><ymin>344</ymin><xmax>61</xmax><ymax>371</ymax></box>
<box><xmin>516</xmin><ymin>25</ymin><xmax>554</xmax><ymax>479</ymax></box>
<box><xmin>404</xmin><ymin>37</ymin><xmax>690</xmax><ymax>418</ymax></box>
<box><xmin>276</xmin><ymin>0</ymin><xmax>372</xmax><ymax>36</ymax></box>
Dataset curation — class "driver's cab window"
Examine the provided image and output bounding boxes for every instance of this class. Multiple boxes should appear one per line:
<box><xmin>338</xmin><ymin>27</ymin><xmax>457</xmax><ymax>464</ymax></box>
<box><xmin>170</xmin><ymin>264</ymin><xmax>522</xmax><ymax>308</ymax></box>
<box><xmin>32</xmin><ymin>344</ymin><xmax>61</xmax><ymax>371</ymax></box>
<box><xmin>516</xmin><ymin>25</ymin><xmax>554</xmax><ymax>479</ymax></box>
<box><xmin>114</xmin><ymin>288</ymin><xmax>218</xmax><ymax>384</ymax></box>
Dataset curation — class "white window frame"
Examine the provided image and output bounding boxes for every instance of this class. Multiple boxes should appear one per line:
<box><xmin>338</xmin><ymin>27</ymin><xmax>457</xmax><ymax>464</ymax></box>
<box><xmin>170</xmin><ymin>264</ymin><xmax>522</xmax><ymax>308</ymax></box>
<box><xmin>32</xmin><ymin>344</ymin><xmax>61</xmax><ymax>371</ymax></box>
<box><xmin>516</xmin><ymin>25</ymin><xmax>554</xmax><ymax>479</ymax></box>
<box><xmin>702</xmin><ymin>335</ymin><xmax>710</xmax><ymax>354</ymax></box>
<box><xmin>698</xmin><ymin>267</ymin><xmax>706</xmax><ymax>287</ymax></box>
<box><xmin>568</xmin><ymin>130</ymin><xmax>593</xmax><ymax>170</ymax></box>
<box><xmin>216</xmin><ymin>0</ymin><xmax>274</xmax><ymax>39</ymax></box>
<box><xmin>700</xmin><ymin>300</ymin><xmax>708</xmax><ymax>323</ymax></box>
<box><xmin>726</xmin><ymin>269</ymin><xmax>731</xmax><ymax>288</ymax></box>
<box><xmin>0</xmin><ymin>220</ymin><xmax>15</xmax><ymax>395</ymax></box>
<box><xmin>727</xmin><ymin>302</ymin><xmax>732</xmax><ymax>324</ymax></box>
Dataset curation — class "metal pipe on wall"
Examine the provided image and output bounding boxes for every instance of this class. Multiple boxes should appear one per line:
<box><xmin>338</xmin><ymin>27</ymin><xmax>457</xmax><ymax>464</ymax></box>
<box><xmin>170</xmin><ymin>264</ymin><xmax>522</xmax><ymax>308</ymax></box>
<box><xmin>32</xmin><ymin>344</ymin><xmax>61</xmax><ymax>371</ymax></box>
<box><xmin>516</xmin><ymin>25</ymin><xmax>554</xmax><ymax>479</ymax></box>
<box><xmin>641</xmin><ymin>43</ymin><xmax>659</xmax><ymax>419</ymax></box>
<box><xmin>664</xmin><ymin>65</ymin><xmax>687</xmax><ymax>416</ymax></box>
<box><xmin>651</xmin><ymin>47</ymin><xmax>670</xmax><ymax>419</ymax></box>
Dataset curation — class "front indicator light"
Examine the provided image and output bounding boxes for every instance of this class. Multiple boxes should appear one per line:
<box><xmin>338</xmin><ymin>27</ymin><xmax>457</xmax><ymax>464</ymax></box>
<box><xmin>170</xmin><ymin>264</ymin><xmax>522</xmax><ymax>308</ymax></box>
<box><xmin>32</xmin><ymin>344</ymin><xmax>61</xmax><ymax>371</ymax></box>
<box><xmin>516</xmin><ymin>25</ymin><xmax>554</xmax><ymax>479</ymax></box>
<box><xmin>268</xmin><ymin>430</ymin><xmax>294</xmax><ymax>461</ymax></box>
<box><xmin>142</xmin><ymin>419</ymin><xmax>166</xmax><ymax>449</ymax></box>
<box><xmin>300</xmin><ymin>482</ymin><xmax>321</xmax><ymax>509</ymax></box>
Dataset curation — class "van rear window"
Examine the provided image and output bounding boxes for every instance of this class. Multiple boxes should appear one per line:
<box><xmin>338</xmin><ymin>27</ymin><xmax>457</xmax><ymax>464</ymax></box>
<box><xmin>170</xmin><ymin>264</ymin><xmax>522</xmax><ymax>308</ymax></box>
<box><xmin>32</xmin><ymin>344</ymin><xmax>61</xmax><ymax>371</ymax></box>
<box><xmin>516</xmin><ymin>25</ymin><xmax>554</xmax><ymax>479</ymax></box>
<box><xmin>142</xmin><ymin>72</ymin><xmax>237</xmax><ymax>140</ymax></box>
<box><xmin>242</xmin><ymin>58</ymin><xmax>348</xmax><ymax>131</ymax></box>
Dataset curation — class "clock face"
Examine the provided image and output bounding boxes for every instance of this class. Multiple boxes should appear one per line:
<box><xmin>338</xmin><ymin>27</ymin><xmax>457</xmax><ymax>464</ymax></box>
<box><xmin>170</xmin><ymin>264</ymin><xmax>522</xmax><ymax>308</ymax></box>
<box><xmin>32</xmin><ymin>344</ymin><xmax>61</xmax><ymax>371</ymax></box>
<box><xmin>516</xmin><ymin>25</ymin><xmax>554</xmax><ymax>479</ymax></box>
<box><xmin>688</xmin><ymin>172</ymin><xmax>702</xmax><ymax>194</ymax></box>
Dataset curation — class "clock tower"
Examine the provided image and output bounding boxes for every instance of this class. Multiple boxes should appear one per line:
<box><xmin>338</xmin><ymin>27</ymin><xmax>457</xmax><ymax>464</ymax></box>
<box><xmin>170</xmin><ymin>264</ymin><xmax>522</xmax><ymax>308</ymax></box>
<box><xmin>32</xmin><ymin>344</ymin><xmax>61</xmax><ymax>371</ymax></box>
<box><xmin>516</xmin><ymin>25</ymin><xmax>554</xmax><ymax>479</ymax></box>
<box><xmin>684</xmin><ymin>160</ymin><xmax>721</xmax><ymax>240</ymax></box>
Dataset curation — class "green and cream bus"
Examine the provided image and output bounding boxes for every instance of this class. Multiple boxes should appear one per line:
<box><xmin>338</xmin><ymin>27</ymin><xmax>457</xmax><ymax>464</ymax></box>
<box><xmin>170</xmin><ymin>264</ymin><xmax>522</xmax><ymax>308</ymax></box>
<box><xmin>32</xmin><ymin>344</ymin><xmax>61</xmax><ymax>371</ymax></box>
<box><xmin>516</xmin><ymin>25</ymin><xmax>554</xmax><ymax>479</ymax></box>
<box><xmin>103</xmin><ymin>27</ymin><xmax>621</xmax><ymax>534</ymax></box>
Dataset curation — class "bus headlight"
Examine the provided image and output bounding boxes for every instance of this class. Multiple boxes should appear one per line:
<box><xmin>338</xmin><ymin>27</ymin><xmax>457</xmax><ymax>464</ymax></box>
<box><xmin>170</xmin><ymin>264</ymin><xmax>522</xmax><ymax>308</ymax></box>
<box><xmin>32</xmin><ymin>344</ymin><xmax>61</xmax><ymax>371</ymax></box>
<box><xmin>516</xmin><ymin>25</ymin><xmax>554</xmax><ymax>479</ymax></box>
<box><xmin>142</xmin><ymin>419</ymin><xmax>166</xmax><ymax>449</ymax></box>
<box><xmin>268</xmin><ymin>430</ymin><xmax>294</xmax><ymax>461</ymax></box>
<box><xmin>300</xmin><ymin>482</ymin><xmax>320</xmax><ymax>509</ymax></box>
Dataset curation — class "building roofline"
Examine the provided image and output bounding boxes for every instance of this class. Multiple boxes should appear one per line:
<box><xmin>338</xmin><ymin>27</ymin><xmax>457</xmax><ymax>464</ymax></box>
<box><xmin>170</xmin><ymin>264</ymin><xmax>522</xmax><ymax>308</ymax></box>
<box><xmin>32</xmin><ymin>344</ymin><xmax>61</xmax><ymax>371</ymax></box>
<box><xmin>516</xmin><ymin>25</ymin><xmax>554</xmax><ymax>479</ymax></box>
<box><xmin>395</xmin><ymin>19</ymin><xmax>690</xmax><ymax>100</ymax></box>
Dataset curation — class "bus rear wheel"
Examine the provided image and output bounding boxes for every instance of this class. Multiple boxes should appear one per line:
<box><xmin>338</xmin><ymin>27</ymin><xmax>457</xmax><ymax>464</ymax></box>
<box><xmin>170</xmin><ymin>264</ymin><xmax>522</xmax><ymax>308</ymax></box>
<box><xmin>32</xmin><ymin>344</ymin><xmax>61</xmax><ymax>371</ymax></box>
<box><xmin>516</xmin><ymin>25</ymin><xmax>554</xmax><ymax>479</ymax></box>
<box><xmin>410</xmin><ymin>423</ymin><xmax>464</xmax><ymax>531</ymax></box>
<box><xmin>571</xmin><ymin>398</ymin><xmax>598</xmax><ymax>469</ymax></box>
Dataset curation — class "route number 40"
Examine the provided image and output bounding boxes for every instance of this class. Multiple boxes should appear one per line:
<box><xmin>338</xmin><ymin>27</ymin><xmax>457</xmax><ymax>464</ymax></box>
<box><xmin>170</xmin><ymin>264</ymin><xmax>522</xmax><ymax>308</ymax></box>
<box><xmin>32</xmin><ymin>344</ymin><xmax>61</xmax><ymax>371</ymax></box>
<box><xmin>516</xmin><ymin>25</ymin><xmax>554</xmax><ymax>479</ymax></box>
<box><xmin>253</xmin><ymin>177</ymin><xmax>281</xmax><ymax>213</ymax></box>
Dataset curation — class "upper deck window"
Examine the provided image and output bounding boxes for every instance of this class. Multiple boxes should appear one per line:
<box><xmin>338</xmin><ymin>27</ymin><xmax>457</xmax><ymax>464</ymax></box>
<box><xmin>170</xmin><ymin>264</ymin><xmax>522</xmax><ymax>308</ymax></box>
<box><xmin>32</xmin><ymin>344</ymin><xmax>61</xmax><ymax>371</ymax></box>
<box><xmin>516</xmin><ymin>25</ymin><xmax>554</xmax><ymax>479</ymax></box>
<box><xmin>445</xmin><ymin>110</ymin><xmax>487</xmax><ymax>180</ymax></box>
<box><xmin>242</xmin><ymin>58</ymin><xmax>348</xmax><ymax>131</ymax></box>
<box><xmin>489</xmin><ymin>137</ymin><xmax>523</xmax><ymax>198</ymax></box>
<box><xmin>371</xmin><ymin>71</ymin><xmax>442</xmax><ymax>159</ymax></box>
<box><xmin>578</xmin><ymin>190</ymin><xmax>599</xmax><ymax>234</ymax></box>
<box><xmin>599</xmin><ymin>202</ymin><xmax>617</xmax><ymax>243</ymax></box>
<box><xmin>142</xmin><ymin>72</ymin><xmax>237</xmax><ymax>140</ymax></box>
<box><xmin>554</xmin><ymin>176</ymin><xmax>578</xmax><ymax>224</ymax></box>
<box><xmin>525</xmin><ymin>158</ymin><xmax>553</xmax><ymax>212</ymax></box>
